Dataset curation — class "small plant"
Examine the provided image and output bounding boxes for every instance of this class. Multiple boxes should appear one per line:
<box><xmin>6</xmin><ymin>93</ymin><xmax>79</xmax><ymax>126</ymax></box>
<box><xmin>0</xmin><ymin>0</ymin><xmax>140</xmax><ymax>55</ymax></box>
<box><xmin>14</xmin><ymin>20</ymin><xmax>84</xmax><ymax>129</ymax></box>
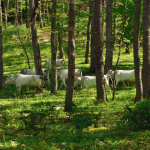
<box><xmin>121</xmin><ymin>100</ymin><xmax>150</xmax><ymax>130</ymax></box>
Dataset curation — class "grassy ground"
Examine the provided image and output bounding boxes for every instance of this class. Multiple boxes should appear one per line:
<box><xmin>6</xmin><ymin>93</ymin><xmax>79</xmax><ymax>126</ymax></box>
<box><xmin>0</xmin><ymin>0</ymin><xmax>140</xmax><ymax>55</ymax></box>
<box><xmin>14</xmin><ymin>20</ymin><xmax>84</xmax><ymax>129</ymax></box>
<box><xmin>0</xmin><ymin>24</ymin><xmax>149</xmax><ymax>150</ymax></box>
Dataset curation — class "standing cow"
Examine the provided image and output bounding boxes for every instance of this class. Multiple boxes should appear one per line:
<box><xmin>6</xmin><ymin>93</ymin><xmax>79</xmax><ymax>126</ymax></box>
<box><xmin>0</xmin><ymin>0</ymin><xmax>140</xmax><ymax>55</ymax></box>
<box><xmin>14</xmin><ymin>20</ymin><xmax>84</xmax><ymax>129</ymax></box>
<box><xmin>20</xmin><ymin>69</ymin><xmax>50</xmax><ymax>87</ymax></box>
<box><xmin>107</xmin><ymin>69</ymin><xmax>135</xmax><ymax>89</ymax></box>
<box><xmin>57</xmin><ymin>69</ymin><xmax>82</xmax><ymax>89</ymax></box>
<box><xmin>74</xmin><ymin>75</ymin><xmax>112</xmax><ymax>95</ymax></box>
<box><xmin>5</xmin><ymin>74</ymin><xmax>44</xmax><ymax>94</ymax></box>
<box><xmin>45</xmin><ymin>59</ymin><xmax>65</xmax><ymax>71</ymax></box>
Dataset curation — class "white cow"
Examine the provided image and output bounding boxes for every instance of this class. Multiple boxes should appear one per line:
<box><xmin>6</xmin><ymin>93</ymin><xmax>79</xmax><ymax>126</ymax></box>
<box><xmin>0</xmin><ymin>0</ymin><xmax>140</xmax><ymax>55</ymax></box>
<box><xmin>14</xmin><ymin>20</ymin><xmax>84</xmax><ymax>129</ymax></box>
<box><xmin>74</xmin><ymin>75</ymin><xmax>112</xmax><ymax>95</ymax></box>
<box><xmin>107</xmin><ymin>69</ymin><xmax>135</xmax><ymax>89</ymax></box>
<box><xmin>57</xmin><ymin>69</ymin><xmax>82</xmax><ymax>89</ymax></box>
<box><xmin>5</xmin><ymin>74</ymin><xmax>44</xmax><ymax>94</ymax></box>
<box><xmin>20</xmin><ymin>69</ymin><xmax>50</xmax><ymax>86</ymax></box>
<box><xmin>45</xmin><ymin>59</ymin><xmax>65</xmax><ymax>71</ymax></box>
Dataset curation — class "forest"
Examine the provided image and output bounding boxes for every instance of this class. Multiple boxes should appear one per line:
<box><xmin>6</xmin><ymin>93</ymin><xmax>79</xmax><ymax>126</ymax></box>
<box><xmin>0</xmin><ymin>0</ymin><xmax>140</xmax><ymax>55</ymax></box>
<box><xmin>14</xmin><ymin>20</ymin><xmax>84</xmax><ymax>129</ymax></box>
<box><xmin>0</xmin><ymin>0</ymin><xmax>150</xmax><ymax>149</ymax></box>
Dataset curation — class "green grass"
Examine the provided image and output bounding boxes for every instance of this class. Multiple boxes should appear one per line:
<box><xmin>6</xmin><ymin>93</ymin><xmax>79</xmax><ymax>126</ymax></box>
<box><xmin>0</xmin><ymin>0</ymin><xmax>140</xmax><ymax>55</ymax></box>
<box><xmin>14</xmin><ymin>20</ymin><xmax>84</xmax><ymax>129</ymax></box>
<box><xmin>0</xmin><ymin>24</ymin><xmax>149</xmax><ymax>150</ymax></box>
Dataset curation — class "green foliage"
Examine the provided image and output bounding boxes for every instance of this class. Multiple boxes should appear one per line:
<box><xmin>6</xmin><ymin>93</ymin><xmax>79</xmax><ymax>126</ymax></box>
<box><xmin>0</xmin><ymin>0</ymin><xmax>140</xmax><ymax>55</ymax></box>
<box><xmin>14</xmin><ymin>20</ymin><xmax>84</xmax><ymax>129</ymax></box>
<box><xmin>121</xmin><ymin>100</ymin><xmax>150</xmax><ymax>131</ymax></box>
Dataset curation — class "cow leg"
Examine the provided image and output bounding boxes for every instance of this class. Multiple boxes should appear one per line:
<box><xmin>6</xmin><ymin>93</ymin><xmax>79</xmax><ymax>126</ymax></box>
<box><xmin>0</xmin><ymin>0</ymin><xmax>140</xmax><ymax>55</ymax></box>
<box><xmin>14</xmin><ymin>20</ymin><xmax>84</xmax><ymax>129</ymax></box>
<box><xmin>62</xmin><ymin>79</ymin><xmax>67</xmax><ymax>87</ymax></box>
<box><xmin>123</xmin><ymin>82</ymin><xmax>127</xmax><ymax>89</ymax></box>
<box><xmin>26</xmin><ymin>87</ymin><xmax>29</xmax><ymax>91</ymax></box>
<box><xmin>105</xmin><ymin>83</ymin><xmax>112</xmax><ymax>95</ymax></box>
<box><xmin>16</xmin><ymin>85</ymin><xmax>21</xmax><ymax>94</ymax></box>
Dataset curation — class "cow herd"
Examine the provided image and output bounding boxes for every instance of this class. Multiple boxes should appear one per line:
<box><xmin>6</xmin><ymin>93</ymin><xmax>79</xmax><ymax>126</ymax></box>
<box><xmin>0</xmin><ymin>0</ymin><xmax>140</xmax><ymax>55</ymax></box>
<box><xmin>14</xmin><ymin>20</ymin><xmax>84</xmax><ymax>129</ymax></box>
<box><xmin>5</xmin><ymin>58</ymin><xmax>136</xmax><ymax>95</ymax></box>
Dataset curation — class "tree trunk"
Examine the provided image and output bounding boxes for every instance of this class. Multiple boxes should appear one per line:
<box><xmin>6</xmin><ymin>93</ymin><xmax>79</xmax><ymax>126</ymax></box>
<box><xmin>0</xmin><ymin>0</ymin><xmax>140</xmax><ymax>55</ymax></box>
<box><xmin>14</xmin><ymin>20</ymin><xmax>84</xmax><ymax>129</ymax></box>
<box><xmin>42</xmin><ymin>0</ymin><xmax>46</xmax><ymax>27</ymax></box>
<box><xmin>65</xmin><ymin>0</ymin><xmax>75</xmax><ymax>112</ymax></box>
<box><xmin>4</xmin><ymin>0</ymin><xmax>9</xmax><ymax>28</ymax></box>
<box><xmin>104</xmin><ymin>0</ymin><xmax>113</xmax><ymax>74</ymax></box>
<box><xmin>20</xmin><ymin>0</ymin><xmax>23</xmax><ymax>25</ymax></box>
<box><xmin>113</xmin><ymin>0</ymin><xmax>117</xmax><ymax>46</ymax></box>
<box><xmin>90</xmin><ymin>0</ymin><xmax>95</xmax><ymax>74</ymax></box>
<box><xmin>0</xmin><ymin>0</ymin><xmax>3</xmax><ymax>90</ymax></box>
<box><xmin>29</xmin><ymin>0</ymin><xmax>43</xmax><ymax>77</ymax></box>
<box><xmin>14</xmin><ymin>0</ymin><xmax>18</xmax><ymax>26</ymax></box>
<box><xmin>51</xmin><ymin>0</ymin><xmax>57</xmax><ymax>93</ymax></box>
<box><xmin>58</xmin><ymin>23</ymin><xmax>64</xmax><ymax>59</ymax></box>
<box><xmin>142</xmin><ymin>0</ymin><xmax>150</xmax><ymax>97</ymax></box>
<box><xmin>133</xmin><ymin>0</ymin><xmax>143</xmax><ymax>102</ymax></box>
<box><xmin>94</xmin><ymin>0</ymin><xmax>106</xmax><ymax>102</ymax></box>
<box><xmin>85</xmin><ymin>0</ymin><xmax>92</xmax><ymax>64</ymax></box>
<box><xmin>38</xmin><ymin>2</ymin><xmax>43</xmax><ymax>28</ymax></box>
<box><xmin>46</xmin><ymin>0</ymin><xmax>50</xmax><ymax>25</ymax></box>
<box><xmin>26</xmin><ymin>0</ymin><xmax>29</xmax><ymax>28</ymax></box>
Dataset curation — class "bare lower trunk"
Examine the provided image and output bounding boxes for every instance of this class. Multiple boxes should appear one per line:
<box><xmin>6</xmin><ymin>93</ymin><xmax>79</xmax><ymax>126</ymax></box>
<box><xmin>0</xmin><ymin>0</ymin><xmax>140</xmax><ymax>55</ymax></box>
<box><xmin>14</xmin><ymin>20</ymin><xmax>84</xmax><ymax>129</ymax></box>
<box><xmin>94</xmin><ymin>0</ymin><xmax>106</xmax><ymax>102</ymax></box>
<box><xmin>142</xmin><ymin>0</ymin><xmax>150</xmax><ymax>97</ymax></box>
<box><xmin>29</xmin><ymin>0</ymin><xmax>43</xmax><ymax>77</ymax></box>
<box><xmin>0</xmin><ymin>25</ymin><xmax>3</xmax><ymax>89</ymax></box>
<box><xmin>104</xmin><ymin>0</ymin><xmax>113</xmax><ymax>74</ymax></box>
<box><xmin>65</xmin><ymin>0</ymin><xmax>76</xmax><ymax>112</ymax></box>
<box><xmin>90</xmin><ymin>0</ymin><xmax>95</xmax><ymax>73</ymax></box>
<box><xmin>51</xmin><ymin>0</ymin><xmax>57</xmax><ymax>93</ymax></box>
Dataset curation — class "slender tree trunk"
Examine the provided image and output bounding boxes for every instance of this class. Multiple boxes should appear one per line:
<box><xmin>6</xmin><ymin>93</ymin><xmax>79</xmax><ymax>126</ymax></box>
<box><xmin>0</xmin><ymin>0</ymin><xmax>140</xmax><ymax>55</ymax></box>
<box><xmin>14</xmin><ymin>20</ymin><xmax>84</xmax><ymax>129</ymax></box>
<box><xmin>113</xmin><ymin>0</ymin><xmax>117</xmax><ymax>46</ymax></box>
<box><xmin>26</xmin><ymin>0</ymin><xmax>29</xmax><ymax>28</ymax></box>
<box><xmin>65</xmin><ymin>0</ymin><xmax>76</xmax><ymax>112</ymax></box>
<box><xmin>46</xmin><ymin>0</ymin><xmax>50</xmax><ymax>25</ymax></box>
<box><xmin>0</xmin><ymin>0</ymin><xmax>3</xmax><ymax>90</ymax></box>
<box><xmin>51</xmin><ymin>0</ymin><xmax>57</xmax><ymax>93</ymax></box>
<box><xmin>14</xmin><ymin>0</ymin><xmax>18</xmax><ymax>26</ymax></box>
<box><xmin>94</xmin><ymin>0</ymin><xmax>106</xmax><ymax>102</ymax></box>
<box><xmin>43</xmin><ymin>0</ymin><xmax>46</xmax><ymax>27</ymax></box>
<box><xmin>90</xmin><ymin>0</ymin><xmax>95</xmax><ymax>74</ymax></box>
<box><xmin>85</xmin><ymin>0</ymin><xmax>92</xmax><ymax>64</ymax></box>
<box><xmin>29</xmin><ymin>0</ymin><xmax>43</xmax><ymax>76</ymax></box>
<box><xmin>20</xmin><ymin>0</ymin><xmax>23</xmax><ymax>25</ymax></box>
<box><xmin>104</xmin><ymin>0</ymin><xmax>113</xmax><ymax>74</ymax></box>
<box><xmin>142</xmin><ymin>0</ymin><xmax>150</xmax><ymax>97</ymax></box>
<box><xmin>4</xmin><ymin>0</ymin><xmax>9</xmax><ymax>28</ymax></box>
<box><xmin>38</xmin><ymin>3</ymin><xmax>43</xmax><ymax>28</ymax></box>
<box><xmin>133</xmin><ymin>0</ymin><xmax>143</xmax><ymax>102</ymax></box>
<box><xmin>58</xmin><ymin>23</ymin><xmax>64</xmax><ymax>59</ymax></box>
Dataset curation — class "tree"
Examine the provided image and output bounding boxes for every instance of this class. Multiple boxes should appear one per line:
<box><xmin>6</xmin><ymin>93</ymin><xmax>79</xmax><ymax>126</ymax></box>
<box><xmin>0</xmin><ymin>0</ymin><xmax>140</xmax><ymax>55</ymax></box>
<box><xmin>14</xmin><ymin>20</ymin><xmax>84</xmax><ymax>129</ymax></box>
<box><xmin>90</xmin><ymin>0</ymin><xmax>95</xmax><ymax>74</ymax></box>
<box><xmin>85</xmin><ymin>0</ymin><xmax>92</xmax><ymax>64</ymax></box>
<box><xmin>29</xmin><ymin>0</ymin><xmax>43</xmax><ymax>77</ymax></box>
<box><xmin>94</xmin><ymin>0</ymin><xmax>106</xmax><ymax>102</ymax></box>
<box><xmin>133</xmin><ymin>0</ymin><xmax>143</xmax><ymax>102</ymax></box>
<box><xmin>14</xmin><ymin>0</ymin><xmax>18</xmax><ymax>26</ymax></box>
<box><xmin>142</xmin><ymin>0</ymin><xmax>150</xmax><ymax>97</ymax></box>
<box><xmin>3</xmin><ymin>0</ymin><xmax>9</xmax><ymax>28</ymax></box>
<box><xmin>20</xmin><ymin>0</ymin><xmax>23</xmax><ymax>25</ymax></box>
<box><xmin>0</xmin><ymin>0</ymin><xmax>3</xmax><ymax>90</ymax></box>
<box><xmin>104</xmin><ymin>0</ymin><xmax>113</xmax><ymax>74</ymax></box>
<box><xmin>51</xmin><ymin>0</ymin><xmax>57</xmax><ymax>93</ymax></box>
<box><xmin>65</xmin><ymin>0</ymin><xmax>76</xmax><ymax>112</ymax></box>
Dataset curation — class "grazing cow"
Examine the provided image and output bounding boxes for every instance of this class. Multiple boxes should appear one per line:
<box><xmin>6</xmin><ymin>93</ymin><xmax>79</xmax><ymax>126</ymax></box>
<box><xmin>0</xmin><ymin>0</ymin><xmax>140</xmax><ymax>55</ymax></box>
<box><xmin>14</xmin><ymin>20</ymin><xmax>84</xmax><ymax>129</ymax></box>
<box><xmin>20</xmin><ymin>69</ymin><xmax>50</xmax><ymax>87</ymax></box>
<box><xmin>45</xmin><ymin>59</ymin><xmax>65</xmax><ymax>71</ymax></box>
<box><xmin>57</xmin><ymin>69</ymin><xmax>82</xmax><ymax>89</ymax></box>
<box><xmin>5</xmin><ymin>74</ymin><xmax>44</xmax><ymax>94</ymax></box>
<box><xmin>74</xmin><ymin>75</ymin><xmax>112</xmax><ymax>95</ymax></box>
<box><xmin>107</xmin><ymin>69</ymin><xmax>135</xmax><ymax>89</ymax></box>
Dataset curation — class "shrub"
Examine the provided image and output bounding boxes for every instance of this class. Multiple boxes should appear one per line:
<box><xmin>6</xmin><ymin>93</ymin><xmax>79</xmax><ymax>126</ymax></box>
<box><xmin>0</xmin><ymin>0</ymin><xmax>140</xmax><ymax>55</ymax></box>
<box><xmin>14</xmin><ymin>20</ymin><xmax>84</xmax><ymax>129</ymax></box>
<box><xmin>121</xmin><ymin>100</ymin><xmax>150</xmax><ymax>130</ymax></box>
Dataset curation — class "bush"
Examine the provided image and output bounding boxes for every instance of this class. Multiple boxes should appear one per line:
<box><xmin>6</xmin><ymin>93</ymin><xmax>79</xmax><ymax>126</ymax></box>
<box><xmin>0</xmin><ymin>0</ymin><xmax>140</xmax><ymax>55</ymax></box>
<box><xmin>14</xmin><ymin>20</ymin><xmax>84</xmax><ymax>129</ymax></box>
<box><xmin>121</xmin><ymin>100</ymin><xmax>150</xmax><ymax>130</ymax></box>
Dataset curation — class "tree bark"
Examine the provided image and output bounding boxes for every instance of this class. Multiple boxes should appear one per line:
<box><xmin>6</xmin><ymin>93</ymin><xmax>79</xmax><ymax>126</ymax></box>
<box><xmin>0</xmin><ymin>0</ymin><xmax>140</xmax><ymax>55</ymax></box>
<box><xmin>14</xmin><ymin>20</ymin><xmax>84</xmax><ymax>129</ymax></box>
<box><xmin>90</xmin><ymin>0</ymin><xmax>95</xmax><ymax>74</ymax></box>
<box><xmin>65</xmin><ymin>0</ymin><xmax>75</xmax><ymax>112</ymax></box>
<box><xmin>14</xmin><ymin>0</ymin><xmax>18</xmax><ymax>26</ymax></box>
<box><xmin>58</xmin><ymin>23</ymin><xmax>64</xmax><ymax>59</ymax></box>
<box><xmin>20</xmin><ymin>0</ymin><xmax>23</xmax><ymax>25</ymax></box>
<box><xmin>4</xmin><ymin>0</ymin><xmax>9</xmax><ymax>28</ymax></box>
<box><xmin>0</xmin><ymin>0</ymin><xmax>3</xmax><ymax>90</ymax></box>
<box><xmin>38</xmin><ymin>2</ymin><xmax>43</xmax><ymax>28</ymax></box>
<box><xmin>104</xmin><ymin>0</ymin><xmax>113</xmax><ymax>74</ymax></box>
<box><xmin>142</xmin><ymin>0</ymin><xmax>150</xmax><ymax>97</ymax></box>
<box><xmin>133</xmin><ymin>0</ymin><xmax>143</xmax><ymax>102</ymax></box>
<box><xmin>51</xmin><ymin>0</ymin><xmax>57</xmax><ymax>93</ymax></box>
<box><xmin>94</xmin><ymin>0</ymin><xmax>106</xmax><ymax>102</ymax></box>
<box><xmin>29</xmin><ymin>0</ymin><xmax>43</xmax><ymax>77</ymax></box>
<box><xmin>85</xmin><ymin>0</ymin><xmax>92</xmax><ymax>64</ymax></box>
